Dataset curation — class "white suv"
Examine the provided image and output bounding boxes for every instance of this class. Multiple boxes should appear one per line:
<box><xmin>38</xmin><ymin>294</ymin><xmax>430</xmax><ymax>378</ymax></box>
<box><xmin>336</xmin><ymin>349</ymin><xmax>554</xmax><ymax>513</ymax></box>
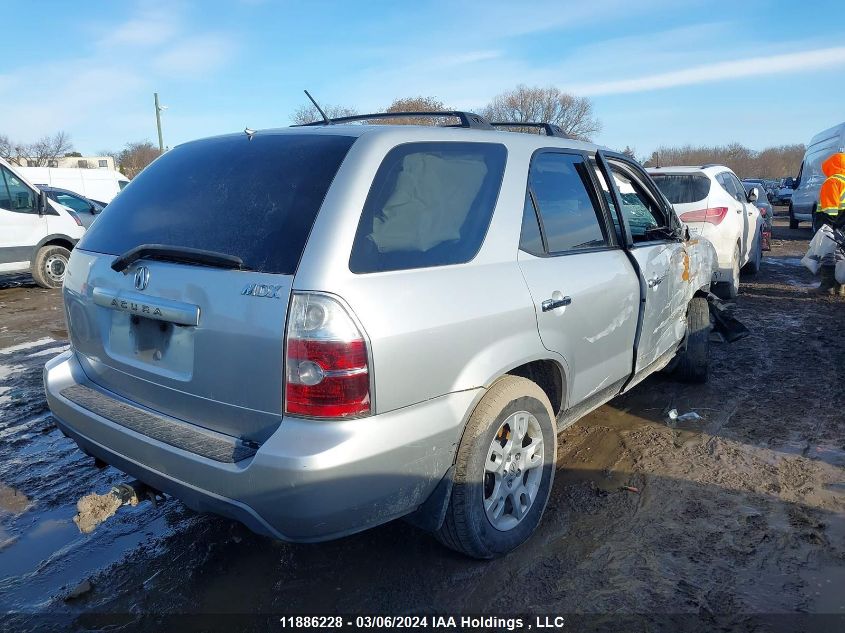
<box><xmin>649</xmin><ymin>165</ymin><xmax>763</xmax><ymax>299</ymax></box>
<box><xmin>0</xmin><ymin>157</ymin><xmax>86</xmax><ymax>288</ymax></box>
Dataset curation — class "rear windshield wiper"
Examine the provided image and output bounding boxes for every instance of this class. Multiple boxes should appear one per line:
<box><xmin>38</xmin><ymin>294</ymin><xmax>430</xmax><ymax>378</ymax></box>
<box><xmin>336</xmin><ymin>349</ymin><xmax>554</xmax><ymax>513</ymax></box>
<box><xmin>111</xmin><ymin>244</ymin><xmax>247</xmax><ymax>273</ymax></box>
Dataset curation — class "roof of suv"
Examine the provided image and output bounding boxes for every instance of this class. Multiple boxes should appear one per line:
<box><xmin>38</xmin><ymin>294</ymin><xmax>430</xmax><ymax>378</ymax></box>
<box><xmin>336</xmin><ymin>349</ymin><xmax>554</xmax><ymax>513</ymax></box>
<box><xmin>648</xmin><ymin>164</ymin><xmax>734</xmax><ymax>177</ymax></box>
<box><xmin>177</xmin><ymin>122</ymin><xmax>603</xmax><ymax>155</ymax></box>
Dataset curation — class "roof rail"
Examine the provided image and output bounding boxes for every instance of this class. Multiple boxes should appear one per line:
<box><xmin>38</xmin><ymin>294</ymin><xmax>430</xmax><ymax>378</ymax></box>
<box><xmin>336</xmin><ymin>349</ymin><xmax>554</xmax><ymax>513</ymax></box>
<box><xmin>294</xmin><ymin>111</ymin><xmax>493</xmax><ymax>130</ymax></box>
<box><xmin>490</xmin><ymin>122</ymin><xmax>571</xmax><ymax>138</ymax></box>
<box><xmin>700</xmin><ymin>163</ymin><xmax>722</xmax><ymax>169</ymax></box>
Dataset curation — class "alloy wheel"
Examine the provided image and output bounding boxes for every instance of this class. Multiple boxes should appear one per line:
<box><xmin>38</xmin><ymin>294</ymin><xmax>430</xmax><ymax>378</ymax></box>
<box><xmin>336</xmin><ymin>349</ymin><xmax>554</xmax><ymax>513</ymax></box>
<box><xmin>484</xmin><ymin>411</ymin><xmax>545</xmax><ymax>531</ymax></box>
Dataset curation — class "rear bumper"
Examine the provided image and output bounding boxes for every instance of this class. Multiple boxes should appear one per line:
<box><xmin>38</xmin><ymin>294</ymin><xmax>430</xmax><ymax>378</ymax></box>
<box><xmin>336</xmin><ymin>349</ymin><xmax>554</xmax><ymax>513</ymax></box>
<box><xmin>45</xmin><ymin>350</ymin><xmax>478</xmax><ymax>542</ymax></box>
<box><xmin>689</xmin><ymin>224</ymin><xmax>734</xmax><ymax>282</ymax></box>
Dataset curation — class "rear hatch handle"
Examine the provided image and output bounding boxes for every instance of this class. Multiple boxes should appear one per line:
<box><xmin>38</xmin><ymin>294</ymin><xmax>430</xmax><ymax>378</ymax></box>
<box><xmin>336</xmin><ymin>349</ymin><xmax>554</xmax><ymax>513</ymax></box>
<box><xmin>111</xmin><ymin>244</ymin><xmax>247</xmax><ymax>273</ymax></box>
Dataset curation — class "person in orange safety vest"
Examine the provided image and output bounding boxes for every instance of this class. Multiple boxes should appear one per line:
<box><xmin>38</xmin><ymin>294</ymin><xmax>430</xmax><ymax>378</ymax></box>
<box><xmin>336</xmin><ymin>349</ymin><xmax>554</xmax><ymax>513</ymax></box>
<box><xmin>815</xmin><ymin>152</ymin><xmax>845</xmax><ymax>294</ymax></box>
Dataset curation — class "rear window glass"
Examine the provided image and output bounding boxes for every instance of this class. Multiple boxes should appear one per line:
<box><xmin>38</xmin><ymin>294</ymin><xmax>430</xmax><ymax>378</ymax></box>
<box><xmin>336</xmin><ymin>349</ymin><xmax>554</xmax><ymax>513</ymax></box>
<box><xmin>349</xmin><ymin>142</ymin><xmax>507</xmax><ymax>273</ymax></box>
<box><xmin>651</xmin><ymin>174</ymin><xmax>710</xmax><ymax>204</ymax></box>
<box><xmin>79</xmin><ymin>133</ymin><xmax>356</xmax><ymax>274</ymax></box>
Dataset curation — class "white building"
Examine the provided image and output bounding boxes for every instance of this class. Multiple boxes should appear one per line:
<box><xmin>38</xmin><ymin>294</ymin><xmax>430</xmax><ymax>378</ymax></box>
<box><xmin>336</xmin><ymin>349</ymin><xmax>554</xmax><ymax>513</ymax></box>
<box><xmin>11</xmin><ymin>155</ymin><xmax>116</xmax><ymax>170</ymax></box>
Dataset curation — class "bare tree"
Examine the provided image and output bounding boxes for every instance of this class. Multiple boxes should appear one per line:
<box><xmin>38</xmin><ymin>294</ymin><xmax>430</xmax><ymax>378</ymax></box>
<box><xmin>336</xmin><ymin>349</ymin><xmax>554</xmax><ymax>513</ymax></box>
<box><xmin>291</xmin><ymin>103</ymin><xmax>358</xmax><ymax>125</ymax></box>
<box><xmin>0</xmin><ymin>134</ymin><xmax>13</xmax><ymax>162</ymax></box>
<box><xmin>118</xmin><ymin>141</ymin><xmax>161</xmax><ymax>179</ymax></box>
<box><xmin>483</xmin><ymin>85</ymin><xmax>601</xmax><ymax>141</ymax></box>
<box><xmin>24</xmin><ymin>131</ymin><xmax>74</xmax><ymax>166</ymax></box>
<box><xmin>371</xmin><ymin>96</ymin><xmax>453</xmax><ymax>126</ymax></box>
<box><xmin>622</xmin><ymin>145</ymin><xmax>637</xmax><ymax>159</ymax></box>
<box><xmin>644</xmin><ymin>143</ymin><xmax>805</xmax><ymax>179</ymax></box>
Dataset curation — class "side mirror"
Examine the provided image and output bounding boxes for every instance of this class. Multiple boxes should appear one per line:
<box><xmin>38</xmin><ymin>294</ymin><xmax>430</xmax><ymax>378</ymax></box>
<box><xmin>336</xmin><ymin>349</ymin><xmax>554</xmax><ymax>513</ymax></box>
<box><xmin>37</xmin><ymin>190</ymin><xmax>49</xmax><ymax>216</ymax></box>
<box><xmin>746</xmin><ymin>187</ymin><xmax>759</xmax><ymax>203</ymax></box>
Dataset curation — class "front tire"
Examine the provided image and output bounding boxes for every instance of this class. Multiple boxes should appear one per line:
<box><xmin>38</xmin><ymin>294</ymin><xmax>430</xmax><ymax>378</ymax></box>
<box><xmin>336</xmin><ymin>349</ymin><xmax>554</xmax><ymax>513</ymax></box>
<box><xmin>436</xmin><ymin>376</ymin><xmax>556</xmax><ymax>559</ymax></box>
<box><xmin>789</xmin><ymin>204</ymin><xmax>799</xmax><ymax>229</ymax></box>
<box><xmin>31</xmin><ymin>245</ymin><xmax>70</xmax><ymax>289</ymax></box>
<box><xmin>674</xmin><ymin>296</ymin><xmax>710</xmax><ymax>383</ymax></box>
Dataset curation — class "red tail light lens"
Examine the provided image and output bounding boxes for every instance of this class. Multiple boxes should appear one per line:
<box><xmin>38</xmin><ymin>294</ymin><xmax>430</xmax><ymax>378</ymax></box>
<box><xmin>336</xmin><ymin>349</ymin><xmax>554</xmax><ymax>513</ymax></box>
<box><xmin>285</xmin><ymin>293</ymin><xmax>371</xmax><ymax>418</ymax></box>
<box><xmin>679</xmin><ymin>207</ymin><xmax>729</xmax><ymax>225</ymax></box>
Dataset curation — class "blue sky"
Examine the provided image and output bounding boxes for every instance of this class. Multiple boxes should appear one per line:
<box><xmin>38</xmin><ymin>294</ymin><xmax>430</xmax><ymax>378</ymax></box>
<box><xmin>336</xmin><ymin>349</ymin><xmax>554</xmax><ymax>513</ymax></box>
<box><xmin>2</xmin><ymin>0</ymin><xmax>842</xmax><ymax>157</ymax></box>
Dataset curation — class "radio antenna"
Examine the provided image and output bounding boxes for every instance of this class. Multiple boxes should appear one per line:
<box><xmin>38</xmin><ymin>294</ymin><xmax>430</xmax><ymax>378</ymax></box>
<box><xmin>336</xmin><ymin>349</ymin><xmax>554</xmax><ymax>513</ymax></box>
<box><xmin>303</xmin><ymin>90</ymin><xmax>331</xmax><ymax>125</ymax></box>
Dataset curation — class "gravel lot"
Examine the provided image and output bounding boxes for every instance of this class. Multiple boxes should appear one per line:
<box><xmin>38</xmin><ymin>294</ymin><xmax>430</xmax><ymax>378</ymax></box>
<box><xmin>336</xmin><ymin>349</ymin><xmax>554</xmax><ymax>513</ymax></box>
<box><xmin>0</xmin><ymin>216</ymin><xmax>843</xmax><ymax>631</ymax></box>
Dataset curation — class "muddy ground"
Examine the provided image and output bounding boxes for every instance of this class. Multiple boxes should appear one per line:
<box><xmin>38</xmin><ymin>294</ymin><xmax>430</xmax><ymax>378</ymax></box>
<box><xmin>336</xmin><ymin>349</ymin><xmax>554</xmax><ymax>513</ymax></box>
<box><xmin>0</xmin><ymin>216</ymin><xmax>843</xmax><ymax>631</ymax></box>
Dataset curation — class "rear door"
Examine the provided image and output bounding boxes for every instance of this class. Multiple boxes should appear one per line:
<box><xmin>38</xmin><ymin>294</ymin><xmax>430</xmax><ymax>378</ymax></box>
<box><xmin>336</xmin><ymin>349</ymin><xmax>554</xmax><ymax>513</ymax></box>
<box><xmin>65</xmin><ymin>132</ymin><xmax>356</xmax><ymax>443</ymax></box>
<box><xmin>599</xmin><ymin>153</ymin><xmax>689</xmax><ymax>373</ymax></box>
<box><xmin>715</xmin><ymin>172</ymin><xmax>749</xmax><ymax>260</ymax></box>
<box><xmin>0</xmin><ymin>164</ymin><xmax>46</xmax><ymax>271</ymax></box>
<box><xmin>725</xmin><ymin>172</ymin><xmax>756</xmax><ymax>262</ymax></box>
<box><xmin>517</xmin><ymin>150</ymin><xmax>639</xmax><ymax>407</ymax></box>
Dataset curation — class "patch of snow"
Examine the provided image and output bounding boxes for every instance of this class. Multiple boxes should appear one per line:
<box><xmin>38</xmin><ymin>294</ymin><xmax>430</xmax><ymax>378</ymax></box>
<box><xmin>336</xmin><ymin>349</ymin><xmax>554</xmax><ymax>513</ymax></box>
<box><xmin>0</xmin><ymin>337</ymin><xmax>55</xmax><ymax>355</ymax></box>
<box><xmin>27</xmin><ymin>346</ymin><xmax>69</xmax><ymax>359</ymax></box>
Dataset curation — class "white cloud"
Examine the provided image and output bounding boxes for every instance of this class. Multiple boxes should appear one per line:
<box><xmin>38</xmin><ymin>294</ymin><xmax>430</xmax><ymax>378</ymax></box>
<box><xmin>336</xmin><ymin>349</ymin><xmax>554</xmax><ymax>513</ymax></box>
<box><xmin>570</xmin><ymin>46</ymin><xmax>845</xmax><ymax>96</ymax></box>
<box><xmin>97</xmin><ymin>4</ymin><xmax>182</xmax><ymax>49</ymax></box>
<box><xmin>153</xmin><ymin>34</ymin><xmax>238</xmax><ymax>76</ymax></box>
<box><xmin>0</xmin><ymin>3</ymin><xmax>239</xmax><ymax>152</ymax></box>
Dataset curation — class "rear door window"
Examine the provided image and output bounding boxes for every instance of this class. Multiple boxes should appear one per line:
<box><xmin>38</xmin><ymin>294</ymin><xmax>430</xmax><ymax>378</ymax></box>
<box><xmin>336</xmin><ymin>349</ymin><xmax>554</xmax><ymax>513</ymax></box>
<box><xmin>349</xmin><ymin>142</ymin><xmax>507</xmax><ymax>273</ymax></box>
<box><xmin>651</xmin><ymin>174</ymin><xmax>711</xmax><ymax>204</ymax></box>
<box><xmin>79</xmin><ymin>133</ymin><xmax>356</xmax><ymax>275</ymax></box>
<box><xmin>527</xmin><ymin>152</ymin><xmax>609</xmax><ymax>254</ymax></box>
<box><xmin>717</xmin><ymin>172</ymin><xmax>743</xmax><ymax>202</ymax></box>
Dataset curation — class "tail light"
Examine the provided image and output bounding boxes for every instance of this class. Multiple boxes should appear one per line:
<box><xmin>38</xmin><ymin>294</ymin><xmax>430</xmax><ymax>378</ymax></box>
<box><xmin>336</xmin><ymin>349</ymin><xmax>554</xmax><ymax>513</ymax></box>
<box><xmin>758</xmin><ymin>207</ymin><xmax>768</xmax><ymax>217</ymax></box>
<box><xmin>285</xmin><ymin>292</ymin><xmax>371</xmax><ymax>418</ymax></box>
<box><xmin>679</xmin><ymin>207</ymin><xmax>729</xmax><ymax>225</ymax></box>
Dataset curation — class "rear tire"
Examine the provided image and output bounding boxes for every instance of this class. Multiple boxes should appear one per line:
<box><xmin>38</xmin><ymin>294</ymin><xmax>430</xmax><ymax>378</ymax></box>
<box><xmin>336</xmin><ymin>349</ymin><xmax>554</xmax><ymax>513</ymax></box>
<box><xmin>714</xmin><ymin>244</ymin><xmax>740</xmax><ymax>300</ymax></box>
<box><xmin>31</xmin><ymin>245</ymin><xmax>70</xmax><ymax>289</ymax></box>
<box><xmin>789</xmin><ymin>204</ymin><xmax>799</xmax><ymax>229</ymax></box>
<box><xmin>436</xmin><ymin>376</ymin><xmax>556</xmax><ymax>559</ymax></box>
<box><xmin>674</xmin><ymin>296</ymin><xmax>710</xmax><ymax>383</ymax></box>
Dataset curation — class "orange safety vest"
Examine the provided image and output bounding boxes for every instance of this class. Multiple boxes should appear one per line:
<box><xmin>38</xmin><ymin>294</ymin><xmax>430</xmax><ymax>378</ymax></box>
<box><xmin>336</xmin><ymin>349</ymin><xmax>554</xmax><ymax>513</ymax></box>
<box><xmin>819</xmin><ymin>153</ymin><xmax>845</xmax><ymax>216</ymax></box>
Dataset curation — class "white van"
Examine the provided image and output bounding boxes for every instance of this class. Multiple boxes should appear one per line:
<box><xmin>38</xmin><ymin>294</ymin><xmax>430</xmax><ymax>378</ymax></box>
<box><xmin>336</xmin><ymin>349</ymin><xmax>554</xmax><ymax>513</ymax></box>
<box><xmin>20</xmin><ymin>166</ymin><xmax>129</xmax><ymax>205</ymax></box>
<box><xmin>0</xmin><ymin>158</ymin><xmax>86</xmax><ymax>288</ymax></box>
<box><xmin>789</xmin><ymin>122</ymin><xmax>845</xmax><ymax>229</ymax></box>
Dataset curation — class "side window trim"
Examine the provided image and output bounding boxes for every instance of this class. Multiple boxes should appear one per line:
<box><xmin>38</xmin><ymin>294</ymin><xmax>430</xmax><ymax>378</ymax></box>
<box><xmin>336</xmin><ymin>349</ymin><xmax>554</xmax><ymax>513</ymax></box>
<box><xmin>525</xmin><ymin>148</ymin><xmax>616</xmax><ymax>257</ymax></box>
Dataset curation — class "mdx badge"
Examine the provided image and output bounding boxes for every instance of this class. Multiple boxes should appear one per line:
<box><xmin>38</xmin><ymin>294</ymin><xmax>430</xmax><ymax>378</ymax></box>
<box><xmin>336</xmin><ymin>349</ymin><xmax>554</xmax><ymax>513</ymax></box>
<box><xmin>241</xmin><ymin>283</ymin><xmax>284</xmax><ymax>299</ymax></box>
<box><xmin>134</xmin><ymin>266</ymin><xmax>150</xmax><ymax>291</ymax></box>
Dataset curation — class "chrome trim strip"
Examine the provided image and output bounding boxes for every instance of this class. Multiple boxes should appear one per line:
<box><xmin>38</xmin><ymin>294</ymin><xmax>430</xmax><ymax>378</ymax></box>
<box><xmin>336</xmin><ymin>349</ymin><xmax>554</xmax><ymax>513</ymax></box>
<box><xmin>93</xmin><ymin>287</ymin><xmax>200</xmax><ymax>326</ymax></box>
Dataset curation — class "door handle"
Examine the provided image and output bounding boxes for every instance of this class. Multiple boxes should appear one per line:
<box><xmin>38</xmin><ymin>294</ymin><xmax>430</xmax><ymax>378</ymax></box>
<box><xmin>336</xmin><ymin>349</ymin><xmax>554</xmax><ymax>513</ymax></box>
<box><xmin>647</xmin><ymin>275</ymin><xmax>665</xmax><ymax>288</ymax></box>
<box><xmin>542</xmin><ymin>296</ymin><xmax>572</xmax><ymax>312</ymax></box>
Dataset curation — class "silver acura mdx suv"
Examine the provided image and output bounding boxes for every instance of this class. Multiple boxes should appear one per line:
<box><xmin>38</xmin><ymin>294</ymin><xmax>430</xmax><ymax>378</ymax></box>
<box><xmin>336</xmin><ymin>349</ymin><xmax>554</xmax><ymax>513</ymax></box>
<box><xmin>45</xmin><ymin>113</ymin><xmax>715</xmax><ymax>558</ymax></box>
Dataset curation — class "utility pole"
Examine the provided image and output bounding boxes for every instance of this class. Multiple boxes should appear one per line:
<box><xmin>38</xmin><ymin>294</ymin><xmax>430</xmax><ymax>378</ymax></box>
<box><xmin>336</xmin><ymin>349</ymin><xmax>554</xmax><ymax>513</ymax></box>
<box><xmin>154</xmin><ymin>92</ymin><xmax>165</xmax><ymax>153</ymax></box>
